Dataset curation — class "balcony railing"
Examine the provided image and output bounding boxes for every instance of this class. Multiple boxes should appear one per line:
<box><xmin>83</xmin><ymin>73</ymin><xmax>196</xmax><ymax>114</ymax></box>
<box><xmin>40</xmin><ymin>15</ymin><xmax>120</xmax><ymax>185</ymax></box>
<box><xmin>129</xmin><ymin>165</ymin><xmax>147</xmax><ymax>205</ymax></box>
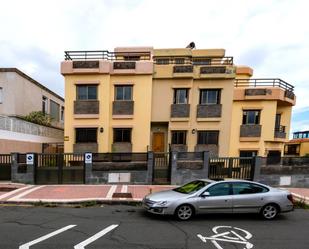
<box><xmin>154</xmin><ymin>56</ymin><xmax>233</xmax><ymax>65</ymax></box>
<box><xmin>275</xmin><ymin>125</ymin><xmax>286</xmax><ymax>133</ymax></box>
<box><xmin>235</xmin><ymin>78</ymin><xmax>294</xmax><ymax>92</ymax></box>
<box><xmin>64</xmin><ymin>50</ymin><xmax>151</xmax><ymax>61</ymax></box>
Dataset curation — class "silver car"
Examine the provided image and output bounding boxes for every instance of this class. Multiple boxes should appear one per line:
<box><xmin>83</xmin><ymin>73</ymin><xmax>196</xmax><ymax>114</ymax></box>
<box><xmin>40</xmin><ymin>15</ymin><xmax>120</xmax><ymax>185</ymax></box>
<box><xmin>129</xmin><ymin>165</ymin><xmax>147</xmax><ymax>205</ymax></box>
<box><xmin>143</xmin><ymin>179</ymin><xmax>294</xmax><ymax>220</ymax></box>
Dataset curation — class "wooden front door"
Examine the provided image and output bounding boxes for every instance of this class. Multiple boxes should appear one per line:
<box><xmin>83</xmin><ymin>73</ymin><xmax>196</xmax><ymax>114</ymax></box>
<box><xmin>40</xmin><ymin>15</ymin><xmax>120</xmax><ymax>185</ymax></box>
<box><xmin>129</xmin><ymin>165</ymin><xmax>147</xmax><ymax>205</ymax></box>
<box><xmin>152</xmin><ymin>132</ymin><xmax>165</xmax><ymax>152</ymax></box>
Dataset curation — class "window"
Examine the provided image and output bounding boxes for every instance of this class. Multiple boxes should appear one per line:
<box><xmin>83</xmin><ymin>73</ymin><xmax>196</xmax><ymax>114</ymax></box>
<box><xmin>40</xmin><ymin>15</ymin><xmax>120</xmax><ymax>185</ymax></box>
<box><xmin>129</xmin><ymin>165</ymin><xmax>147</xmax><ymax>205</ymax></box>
<box><xmin>207</xmin><ymin>183</ymin><xmax>231</xmax><ymax>196</ymax></box>
<box><xmin>175</xmin><ymin>58</ymin><xmax>185</xmax><ymax>64</ymax></box>
<box><xmin>123</xmin><ymin>56</ymin><xmax>140</xmax><ymax>61</ymax></box>
<box><xmin>42</xmin><ymin>96</ymin><xmax>48</xmax><ymax>114</ymax></box>
<box><xmin>174</xmin><ymin>89</ymin><xmax>188</xmax><ymax>104</ymax></box>
<box><xmin>242</xmin><ymin>110</ymin><xmax>260</xmax><ymax>125</ymax></box>
<box><xmin>239</xmin><ymin>151</ymin><xmax>258</xmax><ymax>157</ymax></box>
<box><xmin>200</xmin><ymin>89</ymin><xmax>221</xmax><ymax>105</ymax></box>
<box><xmin>61</xmin><ymin>106</ymin><xmax>65</xmax><ymax>121</ymax></box>
<box><xmin>156</xmin><ymin>58</ymin><xmax>169</xmax><ymax>65</ymax></box>
<box><xmin>197</xmin><ymin>131</ymin><xmax>219</xmax><ymax>145</ymax></box>
<box><xmin>115</xmin><ymin>85</ymin><xmax>132</xmax><ymax>101</ymax></box>
<box><xmin>50</xmin><ymin>100</ymin><xmax>60</xmax><ymax>122</ymax></box>
<box><xmin>77</xmin><ymin>85</ymin><xmax>97</xmax><ymax>100</ymax></box>
<box><xmin>275</xmin><ymin>114</ymin><xmax>281</xmax><ymax>128</ymax></box>
<box><xmin>0</xmin><ymin>87</ymin><xmax>3</xmax><ymax>103</ymax></box>
<box><xmin>173</xmin><ymin>180</ymin><xmax>210</xmax><ymax>194</ymax></box>
<box><xmin>76</xmin><ymin>128</ymin><xmax>97</xmax><ymax>143</ymax></box>
<box><xmin>113</xmin><ymin>128</ymin><xmax>132</xmax><ymax>143</ymax></box>
<box><xmin>232</xmin><ymin>183</ymin><xmax>268</xmax><ymax>195</ymax></box>
<box><xmin>171</xmin><ymin>131</ymin><xmax>187</xmax><ymax>145</ymax></box>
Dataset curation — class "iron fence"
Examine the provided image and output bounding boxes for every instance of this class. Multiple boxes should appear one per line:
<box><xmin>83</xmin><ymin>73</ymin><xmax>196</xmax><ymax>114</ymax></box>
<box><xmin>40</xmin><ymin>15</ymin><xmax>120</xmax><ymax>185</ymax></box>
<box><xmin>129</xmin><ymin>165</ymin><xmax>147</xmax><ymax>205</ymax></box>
<box><xmin>235</xmin><ymin>78</ymin><xmax>294</xmax><ymax>92</ymax></box>
<box><xmin>0</xmin><ymin>154</ymin><xmax>11</xmax><ymax>180</ymax></box>
<box><xmin>209</xmin><ymin>157</ymin><xmax>254</xmax><ymax>180</ymax></box>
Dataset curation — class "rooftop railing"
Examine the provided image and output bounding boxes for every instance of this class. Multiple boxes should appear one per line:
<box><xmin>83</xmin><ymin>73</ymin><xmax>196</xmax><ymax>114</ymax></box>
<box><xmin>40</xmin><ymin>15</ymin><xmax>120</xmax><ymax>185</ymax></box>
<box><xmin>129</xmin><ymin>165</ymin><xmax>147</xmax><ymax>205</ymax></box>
<box><xmin>64</xmin><ymin>50</ymin><xmax>151</xmax><ymax>61</ymax></box>
<box><xmin>154</xmin><ymin>56</ymin><xmax>233</xmax><ymax>65</ymax></box>
<box><xmin>235</xmin><ymin>78</ymin><xmax>294</xmax><ymax>92</ymax></box>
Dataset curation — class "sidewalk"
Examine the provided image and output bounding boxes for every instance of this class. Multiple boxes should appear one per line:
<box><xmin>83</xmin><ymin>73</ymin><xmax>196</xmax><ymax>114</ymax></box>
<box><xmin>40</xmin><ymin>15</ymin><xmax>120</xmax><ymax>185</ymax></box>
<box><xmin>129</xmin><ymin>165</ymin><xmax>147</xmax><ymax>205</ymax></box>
<box><xmin>0</xmin><ymin>183</ymin><xmax>308</xmax><ymax>205</ymax></box>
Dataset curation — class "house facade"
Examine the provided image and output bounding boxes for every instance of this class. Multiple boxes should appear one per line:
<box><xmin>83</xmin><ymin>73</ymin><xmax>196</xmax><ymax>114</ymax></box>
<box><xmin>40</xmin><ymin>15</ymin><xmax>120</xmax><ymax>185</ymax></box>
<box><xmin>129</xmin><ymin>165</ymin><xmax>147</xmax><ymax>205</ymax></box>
<box><xmin>61</xmin><ymin>46</ymin><xmax>296</xmax><ymax>158</ymax></box>
<box><xmin>0</xmin><ymin>68</ymin><xmax>64</xmax><ymax>153</ymax></box>
<box><xmin>285</xmin><ymin>131</ymin><xmax>309</xmax><ymax>156</ymax></box>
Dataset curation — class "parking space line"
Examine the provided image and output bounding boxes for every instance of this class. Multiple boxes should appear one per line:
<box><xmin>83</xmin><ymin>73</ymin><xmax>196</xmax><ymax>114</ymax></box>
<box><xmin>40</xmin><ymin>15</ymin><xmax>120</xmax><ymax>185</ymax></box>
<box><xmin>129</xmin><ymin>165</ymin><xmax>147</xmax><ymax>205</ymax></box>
<box><xmin>19</xmin><ymin>224</ymin><xmax>76</xmax><ymax>249</ymax></box>
<box><xmin>8</xmin><ymin>186</ymin><xmax>45</xmax><ymax>201</ymax></box>
<box><xmin>106</xmin><ymin>185</ymin><xmax>117</xmax><ymax>199</ymax></box>
<box><xmin>120</xmin><ymin>185</ymin><xmax>128</xmax><ymax>200</ymax></box>
<box><xmin>74</xmin><ymin>224</ymin><xmax>118</xmax><ymax>249</ymax></box>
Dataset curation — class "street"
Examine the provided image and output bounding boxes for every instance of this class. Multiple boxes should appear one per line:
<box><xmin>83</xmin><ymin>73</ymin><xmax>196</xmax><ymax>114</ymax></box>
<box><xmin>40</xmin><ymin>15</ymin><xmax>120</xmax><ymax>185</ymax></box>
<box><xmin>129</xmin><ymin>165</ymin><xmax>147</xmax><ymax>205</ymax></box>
<box><xmin>0</xmin><ymin>205</ymin><xmax>308</xmax><ymax>249</ymax></box>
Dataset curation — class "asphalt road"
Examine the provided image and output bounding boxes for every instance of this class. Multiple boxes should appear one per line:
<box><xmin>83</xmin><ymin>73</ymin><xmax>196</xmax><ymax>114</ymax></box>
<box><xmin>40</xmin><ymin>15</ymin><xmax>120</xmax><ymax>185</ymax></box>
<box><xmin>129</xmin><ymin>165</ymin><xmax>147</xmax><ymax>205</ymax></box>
<box><xmin>0</xmin><ymin>205</ymin><xmax>308</xmax><ymax>249</ymax></box>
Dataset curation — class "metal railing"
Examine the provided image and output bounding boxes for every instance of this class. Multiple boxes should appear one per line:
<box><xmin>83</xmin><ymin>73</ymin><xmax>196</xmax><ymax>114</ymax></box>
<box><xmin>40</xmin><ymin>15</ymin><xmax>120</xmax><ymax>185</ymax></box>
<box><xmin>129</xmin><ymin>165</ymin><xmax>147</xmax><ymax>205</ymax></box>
<box><xmin>64</xmin><ymin>50</ymin><xmax>151</xmax><ymax>61</ymax></box>
<box><xmin>235</xmin><ymin>78</ymin><xmax>294</xmax><ymax>92</ymax></box>
<box><xmin>0</xmin><ymin>154</ymin><xmax>11</xmax><ymax>164</ymax></box>
<box><xmin>37</xmin><ymin>153</ymin><xmax>84</xmax><ymax>168</ymax></box>
<box><xmin>154</xmin><ymin>56</ymin><xmax>233</xmax><ymax>65</ymax></box>
<box><xmin>275</xmin><ymin>125</ymin><xmax>286</xmax><ymax>133</ymax></box>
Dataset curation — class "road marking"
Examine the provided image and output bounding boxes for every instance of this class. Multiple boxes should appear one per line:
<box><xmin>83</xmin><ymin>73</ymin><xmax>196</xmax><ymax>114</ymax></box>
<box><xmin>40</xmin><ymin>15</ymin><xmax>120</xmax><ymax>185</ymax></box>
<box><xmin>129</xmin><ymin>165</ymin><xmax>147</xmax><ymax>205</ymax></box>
<box><xmin>197</xmin><ymin>226</ymin><xmax>253</xmax><ymax>249</ymax></box>
<box><xmin>120</xmin><ymin>185</ymin><xmax>128</xmax><ymax>200</ymax></box>
<box><xmin>74</xmin><ymin>224</ymin><xmax>119</xmax><ymax>249</ymax></box>
<box><xmin>106</xmin><ymin>185</ymin><xmax>117</xmax><ymax>199</ymax></box>
<box><xmin>8</xmin><ymin>186</ymin><xmax>45</xmax><ymax>201</ymax></box>
<box><xmin>0</xmin><ymin>185</ymin><xmax>33</xmax><ymax>201</ymax></box>
<box><xmin>19</xmin><ymin>224</ymin><xmax>76</xmax><ymax>249</ymax></box>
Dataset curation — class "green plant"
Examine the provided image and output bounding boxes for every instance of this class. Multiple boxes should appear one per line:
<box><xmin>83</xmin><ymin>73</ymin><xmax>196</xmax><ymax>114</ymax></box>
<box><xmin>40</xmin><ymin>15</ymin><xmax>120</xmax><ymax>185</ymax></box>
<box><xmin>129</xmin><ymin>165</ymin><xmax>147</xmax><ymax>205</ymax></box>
<box><xmin>23</xmin><ymin>111</ymin><xmax>52</xmax><ymax>126</ymax></box>
<box><xmin>294</xmin><ymin>200</ymin><xmax>309</xmax><ymax>209</ymax></box>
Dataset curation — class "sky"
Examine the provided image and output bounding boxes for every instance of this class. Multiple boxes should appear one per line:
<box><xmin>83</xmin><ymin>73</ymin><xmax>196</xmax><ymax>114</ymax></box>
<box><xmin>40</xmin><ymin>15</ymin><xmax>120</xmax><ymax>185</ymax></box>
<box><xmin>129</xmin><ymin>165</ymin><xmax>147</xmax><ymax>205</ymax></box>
<box><xmin>0</xmin><ymin>0</ymin><xmax>308</xmax><ymax>133</ymax></box>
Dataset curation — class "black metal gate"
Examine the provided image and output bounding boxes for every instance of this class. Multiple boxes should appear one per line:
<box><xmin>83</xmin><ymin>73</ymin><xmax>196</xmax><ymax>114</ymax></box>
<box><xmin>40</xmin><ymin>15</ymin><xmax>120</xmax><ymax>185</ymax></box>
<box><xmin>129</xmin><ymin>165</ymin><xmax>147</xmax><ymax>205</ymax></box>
<box><xmin>35</xmin><ymin>154</ymin><xmax>84</xmax><ymax>184</ymax></box>
<box><xmin>209</xmin><ymin>157</ymin><xmax>255</xmax><ymax>180</ymax></box>
<box><xmin>0</xmin><ymin>154</ymin><xmax>11</xmax><ymax>181</ymax></box>
<box><xmin>153</xmin><ymin>152</ymin><xmax>171</xmax><ymax>184</ymax></box>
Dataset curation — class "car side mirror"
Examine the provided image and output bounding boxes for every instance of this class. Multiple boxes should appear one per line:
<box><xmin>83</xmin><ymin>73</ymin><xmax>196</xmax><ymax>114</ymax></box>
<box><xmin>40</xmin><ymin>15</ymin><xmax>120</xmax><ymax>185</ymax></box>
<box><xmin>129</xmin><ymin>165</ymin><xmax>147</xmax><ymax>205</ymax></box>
<box><xmin>200</xmin><ymin>192</ymin><xmax>210</xmax><ymax>198</ymax></box>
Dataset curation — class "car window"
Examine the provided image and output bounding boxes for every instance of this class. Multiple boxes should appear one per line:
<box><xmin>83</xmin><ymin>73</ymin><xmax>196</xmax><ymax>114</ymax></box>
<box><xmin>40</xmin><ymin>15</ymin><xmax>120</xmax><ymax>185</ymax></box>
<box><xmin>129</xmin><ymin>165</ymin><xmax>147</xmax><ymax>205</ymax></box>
<box><xmin>207</xmin><ymin>183</ymin><xmax>231</xmax><ymax>196</ymax></box>
<box><xmin>173</xmin><ymin>180</ymin><xmax>210</xmax><ymax>194</ymax></box>
<box><xmin>232</xmin><ymin>182</ymin><xmax>269</xmax><ymax>195</ymax></box>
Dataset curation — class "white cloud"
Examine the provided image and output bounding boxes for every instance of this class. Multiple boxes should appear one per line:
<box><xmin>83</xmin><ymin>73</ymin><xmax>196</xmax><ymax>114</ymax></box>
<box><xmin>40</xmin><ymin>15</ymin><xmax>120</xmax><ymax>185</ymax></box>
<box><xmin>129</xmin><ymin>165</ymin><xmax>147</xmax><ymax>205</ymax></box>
<box><xmin>0</xmin><ymin>0</ymin><xmax>308</xmax><ymax>113</ymax></box>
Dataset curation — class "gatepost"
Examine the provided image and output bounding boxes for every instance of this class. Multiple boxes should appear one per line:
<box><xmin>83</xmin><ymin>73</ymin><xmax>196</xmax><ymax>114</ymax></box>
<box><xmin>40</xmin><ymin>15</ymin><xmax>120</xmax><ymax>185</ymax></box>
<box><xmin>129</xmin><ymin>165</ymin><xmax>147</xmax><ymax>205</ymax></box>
<box><xmin>10</xmin><ymin>153</ymin><xmax>19</xmax><ymax>183</ymax></box>
<box><xmin>146</xmin><ymin>151</ymin><xmax>154</xmax><ymax>184</ymax></box>
<box><xmin>203</xmin><ymin>151</ymin><xmax>210</xmax><ymax>178</ymax></box>
<box><xmin>26</xmin><ymin>153</ymin><xmax>36</xmax><ymax>184</ymax></box>
<box><xmin>170</xmin><ymin>151</ymin><xmax>178</xmax><ymax>185</ymax></box>
<box><xmin>253</xmin><ymin>156</ymin><xmax>262</xmax><ymax>181</ymax></box>
<box><xmin>84</xmin><ymin>152</ymin><xmax>93</xmax><ymax>184</ymax></box>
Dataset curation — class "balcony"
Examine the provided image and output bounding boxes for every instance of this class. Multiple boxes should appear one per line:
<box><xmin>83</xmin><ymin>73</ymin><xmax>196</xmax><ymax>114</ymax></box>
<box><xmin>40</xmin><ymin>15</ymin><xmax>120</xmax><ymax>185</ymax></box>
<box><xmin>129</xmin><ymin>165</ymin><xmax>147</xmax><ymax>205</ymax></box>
<box><xmin>197</xmin><ymin>104</ymin><xmax>222</xmax><ymax>118</ymax></box>
<box><xmin>234</xmin><ymin>79</ymin><xmax>296</xmax><ymax>106</ymax></box>
<box><xmin>171</xmin><ymin>104</ymin><xmax>190</xmax><ymax>118</ymax></box>
<box><xmin>74</xmin><ymin>100</ymin><xmax>99</xmax><ymax>115</ymax></box>
<box><xmin>112</xmin><ymin>101</ymin><xmax>134</xmax><ymax>116</ymax></box>
<box><xmin>153</xmin><ymin>56</ymin><xmax>235</xmax><ymax>79</ymax></box>
<box><xmin>73</xmin><ymin>143</ymin><xmax>98</xmax><ymax>153</ymax></box>
<box><xmin>61</xmin><ymin>50</ymin><xmax>153</xmax><ymax>75</ymax></box>
<box><xmin>274</xmin><ymin>125</ymin><xmax>286</xmax><ymax>139</ymax></box>
<box><xmin>240</xmin><ymin>124</ymin><xmax>262</xmax><ymax>137</ymax></box>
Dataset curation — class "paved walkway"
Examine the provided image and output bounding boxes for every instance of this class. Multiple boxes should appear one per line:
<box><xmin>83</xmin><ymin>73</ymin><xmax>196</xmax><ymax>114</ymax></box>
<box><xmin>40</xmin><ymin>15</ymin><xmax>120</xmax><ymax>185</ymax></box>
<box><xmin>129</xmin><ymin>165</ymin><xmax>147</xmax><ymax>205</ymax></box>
<box><xmin>0</xmin><ymin>182</ymin><xmax>308</xmax><ymax>204</ymax></box>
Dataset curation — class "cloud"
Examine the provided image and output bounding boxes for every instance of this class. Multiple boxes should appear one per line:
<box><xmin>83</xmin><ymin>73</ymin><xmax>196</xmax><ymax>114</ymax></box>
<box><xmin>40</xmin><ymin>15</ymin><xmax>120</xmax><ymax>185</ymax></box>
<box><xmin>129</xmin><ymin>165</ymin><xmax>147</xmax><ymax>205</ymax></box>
<box><xmin>0</xmin><ymin>0</ymin><xmax>308</xmax><ymax>121</ymax></box>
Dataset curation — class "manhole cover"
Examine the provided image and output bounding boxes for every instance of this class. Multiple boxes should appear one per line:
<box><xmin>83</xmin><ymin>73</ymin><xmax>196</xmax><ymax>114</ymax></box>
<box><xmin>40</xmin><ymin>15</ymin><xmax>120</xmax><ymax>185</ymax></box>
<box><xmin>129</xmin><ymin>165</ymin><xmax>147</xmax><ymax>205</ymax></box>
<box><xmin>112</xmin><ymin>192</ymin><xmax>133</xmax><ymax>198</ymax></box>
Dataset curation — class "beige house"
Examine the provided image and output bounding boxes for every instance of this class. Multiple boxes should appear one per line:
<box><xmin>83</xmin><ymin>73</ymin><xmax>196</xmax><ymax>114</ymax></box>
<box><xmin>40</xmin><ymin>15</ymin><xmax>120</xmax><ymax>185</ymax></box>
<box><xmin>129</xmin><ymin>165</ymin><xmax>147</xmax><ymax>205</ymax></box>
<box><xmin>0</xmin><ymin>68</ymin><xmax>64</xmax><ymax>153</ymax></box>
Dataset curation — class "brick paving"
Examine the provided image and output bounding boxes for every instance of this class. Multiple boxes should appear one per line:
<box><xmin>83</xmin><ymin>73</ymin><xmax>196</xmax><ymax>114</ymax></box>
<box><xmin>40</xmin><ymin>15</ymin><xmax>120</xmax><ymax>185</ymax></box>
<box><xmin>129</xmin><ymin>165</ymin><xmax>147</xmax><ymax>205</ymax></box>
<box><xmin>0</xmin><ymin>182</ymin><xmax>308</xmax><ymax>204</ymax></box>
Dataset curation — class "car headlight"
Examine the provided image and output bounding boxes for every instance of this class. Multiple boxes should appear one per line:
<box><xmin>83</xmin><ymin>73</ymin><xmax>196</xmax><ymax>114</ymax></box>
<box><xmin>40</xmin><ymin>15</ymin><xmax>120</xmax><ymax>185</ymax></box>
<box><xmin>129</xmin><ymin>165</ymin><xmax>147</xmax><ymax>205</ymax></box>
<box><xmin>156</xmin><ymin>201</ymin><xmax>168</xmax><ymax>206</ymax></box>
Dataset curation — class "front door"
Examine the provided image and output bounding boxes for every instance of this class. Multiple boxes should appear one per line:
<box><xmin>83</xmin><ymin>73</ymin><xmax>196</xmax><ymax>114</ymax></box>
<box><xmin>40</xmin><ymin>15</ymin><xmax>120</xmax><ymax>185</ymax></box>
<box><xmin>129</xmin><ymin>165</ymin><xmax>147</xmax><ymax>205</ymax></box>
<box><xmin>152</xmin><ymin>132</ymin><xmax>165</xmax><ymax>152</ymax></box>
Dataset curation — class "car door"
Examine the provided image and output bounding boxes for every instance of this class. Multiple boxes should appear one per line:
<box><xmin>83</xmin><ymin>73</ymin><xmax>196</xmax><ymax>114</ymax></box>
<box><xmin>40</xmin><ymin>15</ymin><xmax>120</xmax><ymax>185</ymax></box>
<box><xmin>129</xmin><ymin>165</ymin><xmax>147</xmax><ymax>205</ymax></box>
<box><xmin>232</xmin><ymin>182</ymin><xmax>269</xmax><ymax>213</ymax></box>
<box><xmin>196</xmin><ymin>182</ymin><xmax>233</xmax><ymax>213</ymax></box>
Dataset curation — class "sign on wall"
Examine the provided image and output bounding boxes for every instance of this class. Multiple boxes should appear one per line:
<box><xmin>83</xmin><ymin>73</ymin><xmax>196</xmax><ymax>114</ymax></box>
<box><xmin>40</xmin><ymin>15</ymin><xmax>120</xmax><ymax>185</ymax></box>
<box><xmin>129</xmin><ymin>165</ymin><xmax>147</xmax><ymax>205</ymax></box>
<box><xmin>26</xmin><ymin>154</ymin><xmax>34</xmax><ymax>165</ymax></box>
<box><xmin>85</xmin><ymin>153</ymin><xmax>92</xmax><ymax>164</ymax></box>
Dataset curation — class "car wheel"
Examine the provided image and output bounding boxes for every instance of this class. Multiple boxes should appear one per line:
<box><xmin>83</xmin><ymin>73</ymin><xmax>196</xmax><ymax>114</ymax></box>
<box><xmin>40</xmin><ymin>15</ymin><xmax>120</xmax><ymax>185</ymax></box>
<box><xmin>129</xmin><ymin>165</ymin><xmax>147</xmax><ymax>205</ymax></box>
<box><xmin>261</xmin><ymin>204</ymin><xmax>279</xmax><ymax>220</ymax></box>
<box><xmin>175</xmin><ymin>205</ymin><xmax>194</xmax><ymax>221</ymax></box>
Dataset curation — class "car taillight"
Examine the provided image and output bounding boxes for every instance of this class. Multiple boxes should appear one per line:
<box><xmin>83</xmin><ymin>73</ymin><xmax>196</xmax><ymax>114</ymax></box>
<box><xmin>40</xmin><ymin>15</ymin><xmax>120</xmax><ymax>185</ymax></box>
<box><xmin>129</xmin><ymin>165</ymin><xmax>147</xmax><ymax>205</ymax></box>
<box><xmin>287</xmin><ymin>194</ymin><xmax>294</xmax><ymax>204</ymax></box>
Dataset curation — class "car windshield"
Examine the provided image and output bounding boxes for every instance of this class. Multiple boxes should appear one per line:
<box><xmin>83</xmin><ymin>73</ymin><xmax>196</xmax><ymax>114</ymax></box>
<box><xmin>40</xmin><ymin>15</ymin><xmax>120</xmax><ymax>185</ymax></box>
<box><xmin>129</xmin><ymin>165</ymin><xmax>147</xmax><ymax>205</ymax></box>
<box><xmin>173</xmin><ymin>180</ymin><xmax>210</xmax><ymax>194</ymax></box>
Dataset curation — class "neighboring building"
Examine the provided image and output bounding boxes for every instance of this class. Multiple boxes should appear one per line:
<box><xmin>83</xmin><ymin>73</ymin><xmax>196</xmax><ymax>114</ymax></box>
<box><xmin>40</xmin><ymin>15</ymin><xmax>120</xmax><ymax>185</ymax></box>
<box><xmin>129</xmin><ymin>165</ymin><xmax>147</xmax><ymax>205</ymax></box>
<box><xmin>0</xmin><ymin>68</ymin><xmax>64</xmax><ymax>153</ymax></box>
<box><xmin>284</xmin><ymin>131</ymin><xmax>309</xmax><ymax>156</ymax></box>
<box><xmin>61</xmin><ymin>46</ymin><xmax>296</xmax><ymax>158</ymax></box>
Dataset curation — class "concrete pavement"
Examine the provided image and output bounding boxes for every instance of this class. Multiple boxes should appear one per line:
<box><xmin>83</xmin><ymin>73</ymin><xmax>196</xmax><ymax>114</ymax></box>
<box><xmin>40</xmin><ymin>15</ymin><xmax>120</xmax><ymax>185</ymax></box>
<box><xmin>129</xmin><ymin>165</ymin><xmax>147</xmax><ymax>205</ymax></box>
<box><xmin>0</xmin><ymin>182</ymin><xmax>308</xmax><ymax>205</ymax></box>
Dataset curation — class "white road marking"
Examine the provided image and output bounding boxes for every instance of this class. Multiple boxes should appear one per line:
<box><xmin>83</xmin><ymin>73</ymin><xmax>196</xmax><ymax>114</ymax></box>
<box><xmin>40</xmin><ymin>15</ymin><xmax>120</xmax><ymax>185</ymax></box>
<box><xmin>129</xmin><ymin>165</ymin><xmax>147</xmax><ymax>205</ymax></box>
<box><xmin>8</xmin><ymin>186</ymin><xmax>45</xmax><ymax>201</ymax></box>
<box><xmin>19</xmin><ymin>225</ymin><xmax>76</xmax><ymax>249</ymax></box>
<box><xmin>106</xmin><ymin>185</ymin><xmax>117</xmax><ymax>199</ymax></box>
<box><xmin>198</xmin><ymin>226</ymin><xmax>253</xmax><ymax>249</ymax></box>
<box><xmin>0</xmin><ymin>185</ymin><xmax>33</xmax><ymax>200</ymax></box>
<box><xmin>120</xmin><ymin>185</ymin><xmax>128</xmax><ymax>200</ymax></box>
<box><xmin>74</xmin><ymin>224</ymin><xmax>119</xmax><ymax>249</ymax></box>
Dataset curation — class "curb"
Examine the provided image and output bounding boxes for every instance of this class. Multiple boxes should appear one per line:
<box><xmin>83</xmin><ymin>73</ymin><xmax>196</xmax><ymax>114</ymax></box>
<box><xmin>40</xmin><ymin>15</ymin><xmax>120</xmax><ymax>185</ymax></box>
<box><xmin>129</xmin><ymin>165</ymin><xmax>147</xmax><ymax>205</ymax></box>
<box><xmin>291</xmin><ymin>193</ymin><xmax>309</xmax><ymax>204</ymax></box>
